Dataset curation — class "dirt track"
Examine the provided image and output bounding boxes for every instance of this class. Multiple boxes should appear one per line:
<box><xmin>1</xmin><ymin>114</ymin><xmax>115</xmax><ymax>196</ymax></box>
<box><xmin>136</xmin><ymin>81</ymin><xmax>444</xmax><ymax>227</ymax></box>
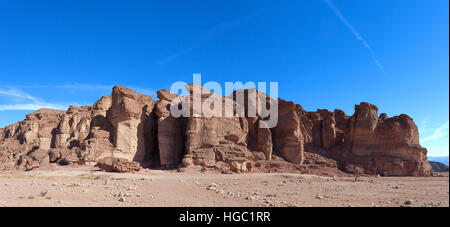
<box><xmin>0</xmin><ymin>165</ymin><xmax>448</xmax><ymax>207</ymax></box>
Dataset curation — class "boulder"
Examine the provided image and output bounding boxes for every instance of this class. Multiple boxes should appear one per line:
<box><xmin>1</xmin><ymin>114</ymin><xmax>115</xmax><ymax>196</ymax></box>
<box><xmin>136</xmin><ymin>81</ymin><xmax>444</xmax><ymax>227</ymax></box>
<box><xmin>157</xmin><ymin>89</ymin><xmax>178</xmax><ymax>102</ymax></box>
<box><xmin>95</xmin><ymin>157</ymin><xmax>141</xmax><ymax>173</ymax></box>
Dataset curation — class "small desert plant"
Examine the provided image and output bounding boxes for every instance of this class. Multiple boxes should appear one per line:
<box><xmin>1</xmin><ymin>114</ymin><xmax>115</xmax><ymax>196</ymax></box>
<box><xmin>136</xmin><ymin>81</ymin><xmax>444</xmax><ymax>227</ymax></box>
<box><xmin>45</xmin><ymin>197</ymin><xmax>52</xmax><ymax>200</ymax></box>
<box><xmin>80</xmin><ymin>174</ymin><xmax>101</xmax><ymax>180</ymax></box>
<box><xmin>111</xmin><ymin>177</ymin><xmax>126</xmax><ymax>181</ymax></box>
<box><xmin>27</xmin><ymin>195</ymin><xmax>35</xmax><ymax>199</ymax></box>
<box><xmin>67</xmin><ymin>183</ymin><xmax>81</xmax><ymax>187</ymax></box>
<box><xmin>353</xmin><ymin>166</ymin><xmax>361</xmax><ymax>182</ymax></box>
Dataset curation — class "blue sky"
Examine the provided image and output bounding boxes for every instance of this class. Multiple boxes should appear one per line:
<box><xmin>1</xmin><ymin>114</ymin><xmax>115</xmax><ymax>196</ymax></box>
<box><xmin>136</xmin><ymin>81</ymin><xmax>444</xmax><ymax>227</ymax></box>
<box><xmin>0</xmin><ymin>0</ymin><xmax>448</xmax><ymax>156</ymax></box>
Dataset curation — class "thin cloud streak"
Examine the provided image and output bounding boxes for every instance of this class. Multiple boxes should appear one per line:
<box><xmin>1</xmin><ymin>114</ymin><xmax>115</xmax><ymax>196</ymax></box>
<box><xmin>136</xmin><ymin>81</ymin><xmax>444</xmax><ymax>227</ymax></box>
<box><xmin>158</xmin><ymin>11</ymin><xmax>264</xmax><ymax>65</ymax></box>
<box><xmin>419</xmin><ymin>116</ymin><xmax>430</xmax><ymax>134</ymax></box>
<box><xmin>158</xmin><ymin>47</ymin><xmax>195</xmax><ymax>65</ymax></box>
<box><xmin>14</xmin><ymin>84</ymin><xmax>156</xmax><ymax>97</ymax></box>
<box><xmin>0</xmin><ymin>103</ymin><xmax>67</xmax><ymax>111</ymax></box>
<box><xmin>0</xmin><ymin>88</ymin><xmax>68</xmax><ymax>111</ymax></box>
<box><xmin>0</xmin><ymin>84</ymin><xmax>156</xmax><ymax>112</ymax></box>
<box><xmin>324</xmin><ymin>0</ymin><xmax>384</xmax><ymax>71</ymax></box>
<box><xmin>426</xmin><ymin>146</ymin><xmax>449</xmax><ymax>157</ymax></box>
<box><xmin>421</xmin><ymin>121</ymin><xmax>449</xmax><ymax>144</ymax></box>
<box><xmin>15</xmin><ymin>84</ymin><xmax>113</xmax><ymax>91</ymax></box>
<box><xmin>0</xmin><ymin>88</ymin><xmax>40</xmax><ymax>103</ymax></box>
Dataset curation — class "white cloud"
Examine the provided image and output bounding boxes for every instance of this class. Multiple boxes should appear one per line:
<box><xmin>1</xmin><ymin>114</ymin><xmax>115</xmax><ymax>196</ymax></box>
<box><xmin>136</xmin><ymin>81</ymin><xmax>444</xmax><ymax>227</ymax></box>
<box><xmin>0</xmin><ymin>88</ymin><xmax>68</xmax><ymax>111</ymax></box>
<box><xmin>0</xmin><ymin>88</ymin><xmax>40</xmax><ymax>103</ymax></box>
<box><xmin>426</xmin><ymin>146</ymin><xmax>450</xmax><ymax>157</ymax></box>
<box><xmin>418</xmin><ymin>116</ymin><xmax>430</xmax><ymax>134</ymax></box>
<box><xmin>16</xmin><ymin>84</ymin><xmax>154</xmax><ymax>96</ymax></box>
<box><xmin>420</xmin><ymin>121</ymin><xmax>449</xmax><ymax>143</ymax></box>
<box><xmin>0</xmin><ymin>103</ymin><xmax>67</xmax><ymax>111</ymax></box>
<box><xmin>324</xmin><ymin>0</ymin><xmax>384</xmax><ymax>71</ymax></box>
<box><xmin>0</xmin><ymin>84</ymin><xmax>157</xmax><ymax>112</ymax></box>
<box><xmin>17</xmin><ymin>84</ymin><xmax>113</xmax><ymax>91</ymax></box>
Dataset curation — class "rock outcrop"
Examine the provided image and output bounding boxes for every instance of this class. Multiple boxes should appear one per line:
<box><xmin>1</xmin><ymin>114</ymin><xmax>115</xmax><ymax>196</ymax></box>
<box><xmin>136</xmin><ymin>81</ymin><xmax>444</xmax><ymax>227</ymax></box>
<box><xmin>155</xmin><ymin>89</ymin><xmax>186</xmax><ymax>168</ymax></box>
<box><xmin>230</xmin><ymin>89</ymin><xmax>273</xmax><ymax>161</ymax></box>
<box><xmin>271</xmin><ymin>99</ymin><xmax>306</xmax><ymax>165</ymax></box>
<box><xmin>429</xmin><ymin>161</ymin><xmax>449</xmax><ymax>172</ymax></box>
<box><xmin>107</xmin><ymin>85</ymin><xmax>156</xmax><ymax>162</ymax></box>
<box><xmin>182</xmin><ymin>84</ymin><xmax>252</xmax><ymax>172</ymax></box>
<box><xmin>0</xmin><ymin>85</ymin><xmax>432</xmax><ymax>176</ymax></box>
<box><xmin>95</xmin><ymin>157</ymin><xmax>141</xmax><ymax>173</ymax></box>
<box><xmin>336</xmin><ymin>103</ymin><xmax>431</xmax><ymax>176</ymax></box>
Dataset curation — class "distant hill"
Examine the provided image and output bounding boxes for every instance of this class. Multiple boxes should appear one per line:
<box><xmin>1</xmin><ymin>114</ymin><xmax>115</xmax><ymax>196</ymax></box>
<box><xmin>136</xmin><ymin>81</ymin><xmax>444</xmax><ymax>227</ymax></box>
<box><xmin>428</xmin><ymin>156</ymin><xmax>449</xmax><ymax>166</ymax></box>
<box><xmin>429</xmin><ymin>161</ymin><xmax>449</xmax><ymax>172</ymax></box>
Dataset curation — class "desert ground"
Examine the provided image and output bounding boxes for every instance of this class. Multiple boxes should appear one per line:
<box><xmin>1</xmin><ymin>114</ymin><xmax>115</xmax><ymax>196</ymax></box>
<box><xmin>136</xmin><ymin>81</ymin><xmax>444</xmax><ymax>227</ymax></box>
<box><xmin>0</xmin><ymin>165</ymin><xmax>448</xmax><ymax>207</ymax></box>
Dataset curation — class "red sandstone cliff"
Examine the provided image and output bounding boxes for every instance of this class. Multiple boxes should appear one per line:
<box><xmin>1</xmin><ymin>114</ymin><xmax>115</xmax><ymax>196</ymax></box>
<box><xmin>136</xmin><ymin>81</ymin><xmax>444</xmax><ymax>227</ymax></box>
<box><xmin>0</xmin><ymin>85</ymin><xmax>431</xmax><ymax>176</ymax></box>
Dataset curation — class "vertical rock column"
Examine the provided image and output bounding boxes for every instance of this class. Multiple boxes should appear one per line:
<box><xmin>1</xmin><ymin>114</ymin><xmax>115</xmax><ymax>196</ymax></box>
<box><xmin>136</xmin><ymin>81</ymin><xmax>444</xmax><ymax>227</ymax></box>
<box><xmin>155</xmin><ymin>89</ymin><xmax>186</xmax><ymax>168</ymax></box>
<box><xmin>271</xmin><ymin>99</ymin><xmax>305</xmax><ymax>164</ymax></box>
<box><xmin>319</xmin><ymin>110</ymin><xmax>336</xmax><ymax>150</ymax></box>
<box><xmin>184</xmin><ymin>84</ymin><xmax>250</xmax><ymax>170</ymax></box>
<box><xmin>107</xmin><ymin>85</ymin><xmax>156</xmax><ymax>163</ymax></box>
<box><xmin>346</xmin><ymin>102</ymin><xmax>380</xmax><ymax>156</ymax></box>
<box><xmin>343</xmin><ymin>102</ymin><xmax>431</xmax><ymax>176</ymax></box>
<box><xmin>230</xmin><ymin>89</ymin><xmax>274</xmax><ymax>160</ymax></box>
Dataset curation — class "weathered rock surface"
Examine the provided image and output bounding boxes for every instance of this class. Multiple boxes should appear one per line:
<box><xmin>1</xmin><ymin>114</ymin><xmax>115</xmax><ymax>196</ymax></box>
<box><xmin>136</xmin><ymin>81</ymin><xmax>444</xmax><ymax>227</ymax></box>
<box><xmin>272</xmin><ymin>99</ymin><xmax>306</xmax><ymax>165</ymax></box>
<box><xmin>155</xmin><ymin>90</ymin><xmax>186</xmax><ymax>168</ymax></box>
<box><xmin>332</xmin><ymin>103</ymin><xmax>431</xmax><ymax>176</ymax></box>
<box><xmin>107</xmin><ymin>85</ymin><xmax>156</xmax><ymax>162</ymax></box>
<box><xmin>0</xmin><ymin>85</ymin><xmax>431</xmax><ymax>176</ymax></box>
<box><xmin>183</xmin><ymin>85</ymin><xmax>251</xmax><ymax>171</ymax></box>
<box><xmin>95</xmin><ymin>157</ymin><xmax>141</xmax><ymax>173</ymax></box>
<box><xmin>230</xmin><ymin>89</ymin><xmax>273</xmax><ymax>160</ymax></box>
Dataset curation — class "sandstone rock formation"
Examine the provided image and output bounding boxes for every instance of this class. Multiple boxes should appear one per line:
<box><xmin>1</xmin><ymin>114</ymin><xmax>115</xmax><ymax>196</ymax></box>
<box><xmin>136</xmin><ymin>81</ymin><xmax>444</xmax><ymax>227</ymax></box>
<box><xmin>334</xmin><ymin>103</ymin><xmax>431</xmax><ymax>176</ymax></box>
<box><xmin>0</xmin><ymin>85</ymin><xmax>432</xmax><ymax>176</ymax></box>
<box><xmin>155</xmin><ymin>89</ymin><xmax>186</xmax><ymax>168</ymax></box>
<box><xmin>271</xmin><ymin>99</ymin><xmax>306</xmax><ymax>165</ymax></box>
<box><xmin>95</xmin><ymin>157</ymin><xmax>141</xmax><ymax>173</ymax></box>
<box><xmin>107</xmin><ymin>85</ymin><xmax>156</xmax><ymax>162</ymax></box>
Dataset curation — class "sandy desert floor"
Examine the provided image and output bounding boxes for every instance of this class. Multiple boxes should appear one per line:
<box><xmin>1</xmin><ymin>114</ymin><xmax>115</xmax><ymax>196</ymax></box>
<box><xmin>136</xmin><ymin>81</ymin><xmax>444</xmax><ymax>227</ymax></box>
<box><xmin>0</xmin><ymin>165</ymin><xmax>448</xmax><ymax>207</ymax></box>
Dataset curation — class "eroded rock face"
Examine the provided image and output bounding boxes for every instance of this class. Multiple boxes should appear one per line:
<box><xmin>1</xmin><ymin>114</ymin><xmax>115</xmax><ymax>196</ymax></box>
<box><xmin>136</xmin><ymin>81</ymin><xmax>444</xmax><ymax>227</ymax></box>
<box><xmin>309</xmin><ymin>103</ymin><xmax>431</xmax><ymax>176</ymax></box>
<box><xmin>107</xmin><ymin>85</ymin><xmax>156</xmax><ymax>162</ymax></box>
<box><xmin>54</xmin><ymin>106</ymin><xmax>92</xmax><ymax>149</ymax></box>
<box><xmin>230</xmin><ymin>89</ymin><xmax>273</xmax><ymax>160</ymax></box>
<box><xmin>0</xmin><ymin>86</ymin><xmax>156</xmax><ymax>170</ymax></box>
<box><xmin>155</xmin><ymin>90</ymin><xmax>186</xmax><ymax>168</ymax></box>
<box><xmin>0</xmin><ymin>109</ymin><xmax>65</xmax><ymax>170</ymax></box>
<box><xmin>0</xmin><ymin>85</ymin><xmax>431</xmax><ymax>176</ymax></box>
<box><xmin>340</xmin><ymin>104</ymin><xmax>431</xmax><ymax>176</ymax></box>
<box><xmin>271</xmin><ymin>99</ymin><xmax>305</xmax><ymax>164</ymax></box>
<box><xmin>95</xmin><ymin>157</ymin><xmax>141</xmax><ymax>173</ymax></box>
<box><xmin>183</xmin><ymin>85</ymin><xmax>251</xmax><ymax>170</ymax></box>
